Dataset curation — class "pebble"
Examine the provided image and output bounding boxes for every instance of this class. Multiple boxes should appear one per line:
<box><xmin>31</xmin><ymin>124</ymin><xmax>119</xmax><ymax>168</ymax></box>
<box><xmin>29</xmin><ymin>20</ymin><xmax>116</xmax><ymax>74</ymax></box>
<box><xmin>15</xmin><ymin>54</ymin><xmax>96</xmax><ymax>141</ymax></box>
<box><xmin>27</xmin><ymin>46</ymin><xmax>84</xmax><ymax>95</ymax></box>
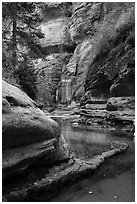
<box><xmin>89</xmin><ymin>191</ymin><xmax>93</xmax><ymax>194</ymax></box>
<box><xmin>114</xmin><ymin>195</ymin><xmax>117</xmax><ymax>199</ymax></box>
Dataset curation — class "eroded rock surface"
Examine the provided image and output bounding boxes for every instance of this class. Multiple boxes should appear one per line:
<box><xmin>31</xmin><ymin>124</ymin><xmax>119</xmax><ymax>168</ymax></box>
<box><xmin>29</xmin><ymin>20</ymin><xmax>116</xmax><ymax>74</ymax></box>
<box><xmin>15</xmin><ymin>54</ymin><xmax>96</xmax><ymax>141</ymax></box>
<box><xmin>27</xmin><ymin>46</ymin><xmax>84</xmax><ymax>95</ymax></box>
<box><xmin>35</xmin><ymin>3</ymin><xmax>74</xmax><ymax>107</ymax></box>
<box><xmin>2</xmin><ymin>80</ymin><xmax>60</xmax><ymax>150</ymax></box>
<box><xmin>2</xmin><ymin>80</ymin><xmax>130</xmax><ymax>202</ymax></box>
<box><xmin>106</xmin><ymin>97</ymin><xmax>135</xmax><ymax>111</ymax></box>
<box><xmin>36</xmin><ymin>53</ymin><xmax>71</xmax><ymax>106</ymax></box>
<box><xmin>75</xmin><ymin>96</ymin><xmax>135</xmax><ymax>135</ymax></box>
<box><xmin>2</xmin><ymin>80</ymin><xmax>72</xmax><ymax>180</ymax></box>
<box><xmin>3</xmin><ymin>141</ymin><xmax>128</xmax><ymax>202</ymax></box>
<box><xmin>58</xmin><ymin>2</ymin><xmax>134</xmax><ymax>103</ymax></box>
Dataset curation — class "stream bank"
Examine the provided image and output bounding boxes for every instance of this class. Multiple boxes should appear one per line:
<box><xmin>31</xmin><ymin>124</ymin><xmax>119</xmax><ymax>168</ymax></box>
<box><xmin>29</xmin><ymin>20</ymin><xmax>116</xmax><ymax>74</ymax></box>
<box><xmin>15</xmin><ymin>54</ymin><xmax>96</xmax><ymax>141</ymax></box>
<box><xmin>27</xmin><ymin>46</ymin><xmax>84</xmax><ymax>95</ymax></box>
<box><xmin>3</xmin><ymin>106</ymin><xmax>134</xmax><ymax>202</ymax></box>
<box><xmin>3</xmin><ymin>140</ymin><xmax>129</xmax><ymax>202</ymax></box>
<box><xmin>45</xmin><ymin>118</ymin><xmax>135</xmax><ymax>202</ymax></box>
<box><xmin>2</xmin><ymin>82</ymin><xmax>134</xmax><ymax>202</ymax></box>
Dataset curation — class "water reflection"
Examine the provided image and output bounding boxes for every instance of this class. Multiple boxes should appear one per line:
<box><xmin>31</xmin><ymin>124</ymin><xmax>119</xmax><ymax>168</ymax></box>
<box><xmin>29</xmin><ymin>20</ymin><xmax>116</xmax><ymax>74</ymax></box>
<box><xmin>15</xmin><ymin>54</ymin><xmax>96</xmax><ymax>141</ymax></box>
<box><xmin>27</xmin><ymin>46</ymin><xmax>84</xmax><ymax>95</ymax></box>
<box><xmin>53</xmin><ymin>118</ymin><xmax>133</xmax><ymax>160</ymax></box>
<box><xmin>58</xmin><ymin>119</ymin><xmax>109</xmax><ymax>144</ymax></box>
<box><xmin>49</xmin><ymin>118</ymin><xmax>135</xmax><ymax>202</ymax></box>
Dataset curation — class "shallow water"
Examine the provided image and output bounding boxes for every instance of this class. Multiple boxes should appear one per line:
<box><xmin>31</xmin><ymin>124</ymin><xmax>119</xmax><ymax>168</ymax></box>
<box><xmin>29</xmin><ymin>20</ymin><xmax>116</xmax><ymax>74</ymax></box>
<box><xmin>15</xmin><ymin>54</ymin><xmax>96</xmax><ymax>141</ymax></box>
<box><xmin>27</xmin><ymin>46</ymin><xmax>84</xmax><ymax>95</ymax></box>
<box><xmin>50</xmin><ymin>118</ymin><xmax>135</xmax><ymax>202</ymax></box>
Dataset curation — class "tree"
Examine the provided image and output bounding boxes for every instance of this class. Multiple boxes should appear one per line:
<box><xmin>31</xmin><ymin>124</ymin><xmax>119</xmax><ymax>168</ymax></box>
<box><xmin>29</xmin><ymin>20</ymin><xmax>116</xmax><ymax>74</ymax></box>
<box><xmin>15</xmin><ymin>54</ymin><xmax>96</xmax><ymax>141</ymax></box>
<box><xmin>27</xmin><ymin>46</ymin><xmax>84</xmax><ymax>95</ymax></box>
<box><xmin>2</xmin><ymin>2</ymin><xmax>44</xmax><ymax>99</ymax></box>
<box><xmin>14</xmin><ymin>55</ymin><xmax>38</xmax><ymax>100</ymax></box>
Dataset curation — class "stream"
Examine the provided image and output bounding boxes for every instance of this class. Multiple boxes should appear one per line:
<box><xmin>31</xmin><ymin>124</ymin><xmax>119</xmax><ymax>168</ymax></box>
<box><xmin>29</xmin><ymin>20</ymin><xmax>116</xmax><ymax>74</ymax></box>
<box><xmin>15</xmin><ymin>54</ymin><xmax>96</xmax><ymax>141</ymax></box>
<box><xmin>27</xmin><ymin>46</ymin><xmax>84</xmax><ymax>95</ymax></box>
<box><xmin>49</xmin><ymin>117</ymin><xmax>135</xmax><ymax>202</ymax></box>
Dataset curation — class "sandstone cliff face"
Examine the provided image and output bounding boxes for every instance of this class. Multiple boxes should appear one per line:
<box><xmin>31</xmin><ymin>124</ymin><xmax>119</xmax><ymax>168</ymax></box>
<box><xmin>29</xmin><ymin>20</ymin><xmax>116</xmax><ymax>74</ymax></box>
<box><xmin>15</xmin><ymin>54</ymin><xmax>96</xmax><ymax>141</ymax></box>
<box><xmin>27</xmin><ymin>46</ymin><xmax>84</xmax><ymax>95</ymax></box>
<box><xmin>36</xmin><ymin>53</ymin><xmax>71</xmax><ymax>106</ymax></box>
<box><xmin>59</xmin><ymin>2</ymin><xmax>135</xmax><ymax>103</ymax></box>
<box><xmin>36</xmin><ymin>3</ymin><xmax>74</xmax><ymax>107</ymax></box>
<box><xmin>70</xmin><ymin>2</ymin><xmax>103</xmax><ymax>42</ymax></box>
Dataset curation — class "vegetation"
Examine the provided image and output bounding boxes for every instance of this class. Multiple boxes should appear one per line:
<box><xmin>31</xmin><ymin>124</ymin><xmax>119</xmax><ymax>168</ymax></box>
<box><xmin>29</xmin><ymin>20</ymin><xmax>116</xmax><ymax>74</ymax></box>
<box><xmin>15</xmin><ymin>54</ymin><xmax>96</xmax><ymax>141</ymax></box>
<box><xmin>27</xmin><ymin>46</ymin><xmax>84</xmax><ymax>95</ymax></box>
<box><xmin>2</xmin><ymin>2</ymin><xmax>44</xmax><ymax>99</ymax></box>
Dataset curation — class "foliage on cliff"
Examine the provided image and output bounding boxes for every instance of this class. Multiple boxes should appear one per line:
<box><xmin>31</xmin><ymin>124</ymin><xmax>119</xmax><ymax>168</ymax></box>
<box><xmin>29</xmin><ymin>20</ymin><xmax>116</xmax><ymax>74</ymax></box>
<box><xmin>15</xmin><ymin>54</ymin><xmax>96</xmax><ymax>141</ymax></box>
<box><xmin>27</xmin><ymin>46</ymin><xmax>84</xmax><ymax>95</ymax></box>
<box><xmin>2</xmin><ymin>2</ymin><xmax>44</xmax><ymax>99</ymax></box>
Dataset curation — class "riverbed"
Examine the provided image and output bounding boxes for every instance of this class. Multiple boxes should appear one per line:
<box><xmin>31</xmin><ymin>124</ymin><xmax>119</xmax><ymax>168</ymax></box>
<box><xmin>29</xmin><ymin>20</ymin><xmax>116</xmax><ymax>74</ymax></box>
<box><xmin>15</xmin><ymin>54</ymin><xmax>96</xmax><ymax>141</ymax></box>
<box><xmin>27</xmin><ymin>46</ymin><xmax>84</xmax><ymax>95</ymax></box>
<box><xmin>49</xmin><ymin>117</ymin><xmax>135</xmax><ymax>202</ymax></box>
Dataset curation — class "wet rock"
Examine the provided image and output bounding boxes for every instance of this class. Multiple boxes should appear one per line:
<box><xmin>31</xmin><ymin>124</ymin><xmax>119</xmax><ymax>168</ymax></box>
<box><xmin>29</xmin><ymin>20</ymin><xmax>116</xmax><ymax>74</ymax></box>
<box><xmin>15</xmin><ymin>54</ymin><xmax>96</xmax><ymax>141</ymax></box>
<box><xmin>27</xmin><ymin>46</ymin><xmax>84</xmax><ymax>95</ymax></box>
<box><xmin>3</xmin><ymin>141</ymin><xmax>128</xmax><ymax>202</ymax></box>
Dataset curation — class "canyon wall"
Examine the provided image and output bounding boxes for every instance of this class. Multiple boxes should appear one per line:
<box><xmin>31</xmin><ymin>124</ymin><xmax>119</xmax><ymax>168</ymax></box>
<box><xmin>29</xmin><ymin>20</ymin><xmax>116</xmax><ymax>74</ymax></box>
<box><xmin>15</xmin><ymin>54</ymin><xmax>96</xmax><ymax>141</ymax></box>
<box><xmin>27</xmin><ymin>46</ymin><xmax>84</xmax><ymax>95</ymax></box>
<box><xmin>36</xmin><ymin>2</ymin><xmax>134</xmax><ymax>106</ymax></box>
<box><xmin>36</xmin><ymin>3</ymin><xmax>74</xmax><ymax>107</ymax></box>
<box><xmin>58</xmin><ymin>2</ymin><xmax>135</xmax><ymax>103</ymax></box>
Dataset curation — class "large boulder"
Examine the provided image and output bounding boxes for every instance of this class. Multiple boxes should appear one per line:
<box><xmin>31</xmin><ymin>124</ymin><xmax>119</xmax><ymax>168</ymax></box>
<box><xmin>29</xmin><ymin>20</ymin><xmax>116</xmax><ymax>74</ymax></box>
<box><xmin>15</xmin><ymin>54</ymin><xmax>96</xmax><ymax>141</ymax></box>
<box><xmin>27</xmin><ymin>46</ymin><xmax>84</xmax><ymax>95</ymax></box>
<box><xmin>2</xmin><ymin>80</ymin><xmax>72</xmax><ymax>178</ymax></box>
<box><xmin>2</xmin><ymin>80</ymin><xmax>60</xmax><ymax>150</ymax></box>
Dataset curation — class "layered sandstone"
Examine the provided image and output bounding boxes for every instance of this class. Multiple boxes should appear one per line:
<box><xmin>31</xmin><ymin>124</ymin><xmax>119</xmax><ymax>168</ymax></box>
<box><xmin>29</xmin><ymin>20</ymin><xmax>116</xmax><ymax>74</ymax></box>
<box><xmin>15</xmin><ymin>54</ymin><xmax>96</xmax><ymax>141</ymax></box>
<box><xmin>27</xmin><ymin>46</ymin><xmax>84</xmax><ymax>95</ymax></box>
<box><xmin>36</xmin><ymin>3</ymin><xmax>74</xmax><ymax>107</ymax></box>
<box><xmin>59</xmin><ymin>2</ymin><xmax>135</xmax><ymax>102</ymax></box>
<box><xmin>2</xmin><ymin>80</ymin><xmax>72</xmax><ymax>180</ymax></box>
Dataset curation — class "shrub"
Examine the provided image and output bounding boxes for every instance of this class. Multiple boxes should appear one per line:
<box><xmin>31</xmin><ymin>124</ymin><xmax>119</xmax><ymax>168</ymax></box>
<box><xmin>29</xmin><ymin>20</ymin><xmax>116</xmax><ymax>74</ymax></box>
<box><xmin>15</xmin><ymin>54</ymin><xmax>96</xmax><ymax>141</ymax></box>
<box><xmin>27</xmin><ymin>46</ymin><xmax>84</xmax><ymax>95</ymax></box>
<box><xmin>15</xmin><ymin>55</ymin><xmax>38</xmax><ymax>100</ymax></box>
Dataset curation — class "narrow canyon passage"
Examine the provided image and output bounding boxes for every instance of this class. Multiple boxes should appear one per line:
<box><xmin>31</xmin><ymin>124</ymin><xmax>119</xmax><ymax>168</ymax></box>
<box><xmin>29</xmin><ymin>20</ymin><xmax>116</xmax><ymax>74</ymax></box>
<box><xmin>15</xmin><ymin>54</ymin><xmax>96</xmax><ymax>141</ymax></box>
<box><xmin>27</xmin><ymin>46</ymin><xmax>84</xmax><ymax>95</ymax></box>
<box><xmin>2</xmin><ymin>2</ymin><xmax>135</xmax><ymax>202</ymax></box>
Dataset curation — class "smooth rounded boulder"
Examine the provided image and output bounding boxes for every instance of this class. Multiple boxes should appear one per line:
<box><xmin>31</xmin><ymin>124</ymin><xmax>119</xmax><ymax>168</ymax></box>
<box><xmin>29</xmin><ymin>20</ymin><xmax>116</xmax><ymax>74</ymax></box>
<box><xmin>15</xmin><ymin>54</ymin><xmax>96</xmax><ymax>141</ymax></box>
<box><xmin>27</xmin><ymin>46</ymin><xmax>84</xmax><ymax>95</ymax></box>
<box><xmin>2</xmin><ymin>80</ymin><xmax>60</xmax><ymax>150</ymax></box>
<box><xmin>2</xmin><ymin>80</ymin><xmax>72</xmax><ymax>180</ymax></box>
